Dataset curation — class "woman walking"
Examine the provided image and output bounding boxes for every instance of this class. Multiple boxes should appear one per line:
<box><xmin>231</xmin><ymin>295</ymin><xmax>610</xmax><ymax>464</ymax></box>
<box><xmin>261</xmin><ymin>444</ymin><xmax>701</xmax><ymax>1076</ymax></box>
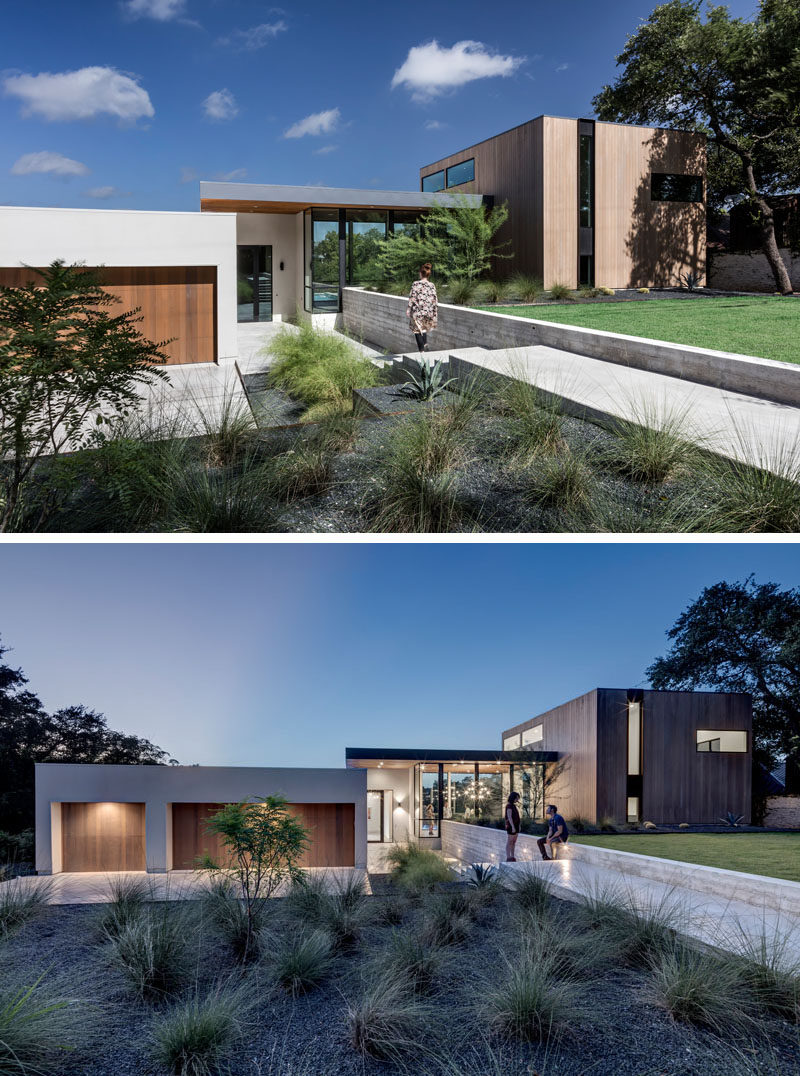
<box><xmin>406</xmin><ymin>262</ymin><xmax>438</xmax><ymax>352</ymax></box>
<box><xmin>505</xmin><ymin>791</ymin><xmax>521</xmax><ymax>862</ymax></box>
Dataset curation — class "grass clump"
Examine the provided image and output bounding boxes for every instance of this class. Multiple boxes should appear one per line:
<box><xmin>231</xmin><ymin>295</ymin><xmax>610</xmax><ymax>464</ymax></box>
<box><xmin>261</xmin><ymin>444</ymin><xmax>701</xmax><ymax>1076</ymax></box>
<box><xmin>267</xmin><ymin>928</ymin><xmax>334</xmax><ymax>996</ymax></box>
<box><xmin>97</xmin><ymin>876</ymin><xmax>150</xmax><ymax>940</ymax></box>
<box><xmin>150</xmin><ymin>982</ymin><xmax>252</xmax><ymax>1076</ymax></box>
<box><xmin>374</xmin><ymin>893</ymin><xmax>408</xmax><ymax>926</ymax></box>
<box><xmin>163</xmin><ymin>452</ymin><xmax>277</xmax><ymax>533</ymax></box>
<box><xmin>547</xmin><ymin>282</ymin><xmax>574</xmax><ymax>302</ymax></box>
<box><xmin>107</xmin><ymin>905</ymin><xmax>193</xmax><ymax>999</ymax></box>
<box><xmin>702</xmin><ymin>435</ymin><xmax>800</xmax><ymax>533</ymax></box>
<box><xmin>507</xmin><ymin>870</ymin><xmax>553</xmax><ymax>922</ymax></box>
<box><xmin>191</xmin><ymin>389</ymin><xmax>257</xmax><ymax>468</ymax></box>
<box><xmin>0</xmin><ymin>880</ymin><xmax>51</xmax><ymax>940</ymax></box>
<box><xmin>446</xmin><ymin>278</ymin><xmax>479</xmax><ymax>306</ymax></box>
<box><xmin>270</xmin><ymin>442</ymin><xmax>332</xmax><ymax>502</ymax></box>
<box><xmin>584</xmin><ymin>889</ymin><xmax>685</xmax><ymax>969</ymax></box>
<box><xmin>524</xmin><ymin>449</ymin><xmax>593</xmax><ymax>512</ymax></box>
<box><xmin>732</xmin><ymin>924</ymin><xmax>800</xmax><ymax>1022</ymax></box>
<box><xmin>283</xmin><ymin>874</ymin><xmax>369</xmax><ymax>951</ymax></box>
<box><xmin>0</xmin><ymin>970</ymin><xmax>88</xmax><ymax>1075</ymax></box>
<box><xmin>421</xmin><ymin>890</ymin><xmax>475</xmax><ymax>948</ymax></box>
<box><xmin>477</xmin><ymin>279</ymin><xmax>509</xmax><ymax>304</ymax></box>
<box><xmin>648</xmin><ymin>942</ymin><xmax>752</xmax><ymax>1032</ymax></box>
<box><xmin>382</xmin><ymin>929</ymin><xmax>443</xmax><ymax>994</ymax></box>
<box><xmin>483</xmin><ymin>943</ymin><xmax>586</xmax><ymax>1043</ymax></box>
<box><xmin>494</xmin><ymin>377</ymin><xmax>563</xmax><ymax>458</ymax></box>
<box><xmin>600</xmin><ymin>401</ymin><xmax>698</xmax><ymax>484</ymax></box>
<box><xmin>507</xmin><ymin>274</ymin><xmax>542</xmax><ymax>303</ymax></box>
<box><xmin>203</xmin><ymin>876</ymin><xmax>266</xmax><ymax>962</ymax></box>
<box><xmin>387</xmin><ymin>844</ymin><xmax>455</xmax><ymax>893</ymax></box>
<box><xmin>370</xmin><ymin>409</ymin><xmax>470</xmax><ymax>532</ymax></box>
<box><xmin>347</xmin><ymin>973</ymin><xmax>437</xmax><ymax>1063</ymax></box>
<box><xmin>268</xmin><ymin>323</ymin><xmax>379</xmax><ymax>419</ymax></box>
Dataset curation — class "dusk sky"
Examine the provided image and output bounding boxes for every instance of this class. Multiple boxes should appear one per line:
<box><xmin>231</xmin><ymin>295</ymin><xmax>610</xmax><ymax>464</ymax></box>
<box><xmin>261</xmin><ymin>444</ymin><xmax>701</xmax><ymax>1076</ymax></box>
<box><xmin>3</xmin><ymin>0</ymin><xmax>758</xmax><ymax>212</ymax></box>
<box><xmin>0</xmin><ymin>542</ymin><xmax>796</xmax><ymax>768</ymax></box>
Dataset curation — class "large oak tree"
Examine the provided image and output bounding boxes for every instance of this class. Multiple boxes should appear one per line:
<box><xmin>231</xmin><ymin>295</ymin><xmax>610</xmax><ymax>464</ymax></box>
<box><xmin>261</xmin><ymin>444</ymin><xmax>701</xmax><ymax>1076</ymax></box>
<box><xmin>593</xmin><ymin>0</ymin><xmax>800</xmax><ymax>294</ymax></box>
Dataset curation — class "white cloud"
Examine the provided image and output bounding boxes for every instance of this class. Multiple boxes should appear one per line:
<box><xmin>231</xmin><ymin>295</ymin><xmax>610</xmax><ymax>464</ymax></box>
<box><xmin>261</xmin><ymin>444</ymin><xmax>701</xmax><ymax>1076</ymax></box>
<box><xmin>313</xmin><ymin>144</ymin><xmax>337</xmax><ymax>155</ymax></box>
<box><xmin>4</xmin><ymin>67</ymin><xmax>154</xmax><ymax>123</ymax></box>
<box><xmin>85</xmin><ymin>185</ymin><xmax>126</xmax><ymax>198</ymax></box>
<box><xmin>215</xmin><ymin>167</ymin><xmax>247</xmax><ymax>180</ymax></box>
<box><xmin>218</xmin><ymin>21</ymin><xmax>287</xmax><ymax>49</ymax></box>
<box><xmin>124</xmin><ymin>0</ymin><xmax>186</xmax><ymax>20</ymax></box>
<box><xmin>11</xmin><ymin>151</ymin><xmax>89</xmax><ymax>176</ymax></box>
<box><xmin>555</xmin><ymin>63</ymin><xmax>570</xmax><ymax>73</ymax></box>
<box><xmin>424</xmin><ymin>119</ymin><xmax>446</xmax><ymax>130</ymax></box>
<box><xmin>284</xmin><ymin>108</ymin><xmax>340</xmax><ymax>139</ymax></box>
<box><xmin>392</xmin><ymin>40</ymin><xmax>524</xmax><ymax>101</ymax></box>
<box><xmin>203</xmin><ymin>89</ymin><xmax>238</xmax><ymax>121</ymax></box>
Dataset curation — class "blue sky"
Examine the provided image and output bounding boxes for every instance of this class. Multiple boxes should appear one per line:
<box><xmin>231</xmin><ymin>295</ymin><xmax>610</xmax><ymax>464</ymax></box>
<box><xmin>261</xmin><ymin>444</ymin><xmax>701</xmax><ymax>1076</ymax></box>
<box><xmin>0</xmin><ymin>542</ymin><xmax>795</xmax><ymax>767</ymax></box>
<box><xmin>2</xmin><ymin>0</ymin><xmax>758</xmax><ymax>211</ymax></box>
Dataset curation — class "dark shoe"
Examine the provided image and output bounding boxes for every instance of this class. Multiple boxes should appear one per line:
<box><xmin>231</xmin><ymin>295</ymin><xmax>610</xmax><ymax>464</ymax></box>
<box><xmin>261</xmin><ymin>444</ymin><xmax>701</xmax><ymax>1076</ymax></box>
<box><xmin>541</xmin><ymin>854</ymin><xmax>550</xmax><ymax>861</ymax></box>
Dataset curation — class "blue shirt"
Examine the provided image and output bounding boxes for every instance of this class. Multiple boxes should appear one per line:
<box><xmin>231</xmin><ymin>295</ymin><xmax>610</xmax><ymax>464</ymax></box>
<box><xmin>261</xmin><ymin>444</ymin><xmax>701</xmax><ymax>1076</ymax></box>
<box><xmin>548</xmin><ymin>813</ymin><xmax>569</xmax><ymax>840</ymax></box>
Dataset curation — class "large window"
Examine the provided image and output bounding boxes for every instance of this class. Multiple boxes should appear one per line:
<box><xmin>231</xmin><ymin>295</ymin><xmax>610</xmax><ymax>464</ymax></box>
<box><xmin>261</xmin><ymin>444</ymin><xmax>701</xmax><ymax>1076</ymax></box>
<box><xmin>696</xmin><ymin>730</ymin><xmax>748</xmax><ymax>752</ymax></box>
<box><xmin>443</xmin><ymin>765</ymin><xmax>475</xmax><ymax>823</ymax></box>
<box><xmin>416</xmin><ymin>765</ymin><xmax>440</xmax><ymax>837</ymax></box>
<box><xmin>304</xmin><ymin>209</ymin><xmax>340</xmax><ymax>313</ymax></box>
<box><xmin>514</xmin><ymin>762</ymin><xmax>545</xmax><ymax>822</ymax></box>
<box><xmin>651</xmin><ymin>173</ymin><xmax>704</xmax><ymax>203</ymax></box>
<box><xmin>503</xmin><ymin>733</ymin><xmax>521</xmax><ymax>750</ymax></box>
<box><xmin>347</xmin><ymin>210</ymin><xmax>388</xmax><ymax>286</ymax></box>
<box><xmin>421</xmin><ymin>170</ymin><xmax>445</xmax><ymax>193</ymax></box>
<box><xmin>476</xmin><ymin>765</ymin><xmax>506</xmax><ymax>824</ymax></box>
<box><xmin>392</xmin><ymin>211</ymin><xmax>422</xmax><ymax>239</ymax></box>
<box><xmin>446</xmin><ymin>158</ymin><xmax>475</xmax><ymax>187</ymax></box>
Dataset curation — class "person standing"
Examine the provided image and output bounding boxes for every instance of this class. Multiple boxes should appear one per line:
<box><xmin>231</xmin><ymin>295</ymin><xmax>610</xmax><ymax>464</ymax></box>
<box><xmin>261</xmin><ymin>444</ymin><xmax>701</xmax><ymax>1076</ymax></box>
<box><xmin>537</xmin><ymin>804</ymin><xmax>569</xmax><ymax>861</ymax></box>
<box><xmin>505</xmin><ymin>791</ymin><xmax>521</xmax><ymax>862</ymax></box>
<box><xmin>406</xmin><ymin>263</ymin><xmax>438</xmax><ymax>352</ymax></box>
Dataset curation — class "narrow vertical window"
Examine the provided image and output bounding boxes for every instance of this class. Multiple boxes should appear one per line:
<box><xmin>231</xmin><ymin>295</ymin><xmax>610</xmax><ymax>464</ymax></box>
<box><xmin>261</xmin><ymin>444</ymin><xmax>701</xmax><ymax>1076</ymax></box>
<box><xmin>625</xmin><ymin>694</ymin><xmax>643</xmax><ymax>822</ymax></box>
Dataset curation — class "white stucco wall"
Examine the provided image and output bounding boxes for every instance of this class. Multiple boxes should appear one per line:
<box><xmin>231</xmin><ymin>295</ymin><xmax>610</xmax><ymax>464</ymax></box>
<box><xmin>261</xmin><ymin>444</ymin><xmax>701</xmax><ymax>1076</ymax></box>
<box><xmin>236</xmin><ymin>211</ymin><xmax>302</xmax><ymax>320</ymax></box>
<box><xmin>35</xmin><ymin>763</ymin><xmax>367</xmax><ymax>873</ymax></box>
<box><xmin>0</xmin><ymin>206</ymin><xmax>238</xmax><ymax>363</ymax></box>
<box><xmin>364</xmin><ymin>767</ymin><xmax>414</xmax><ymax>844</ymax></box>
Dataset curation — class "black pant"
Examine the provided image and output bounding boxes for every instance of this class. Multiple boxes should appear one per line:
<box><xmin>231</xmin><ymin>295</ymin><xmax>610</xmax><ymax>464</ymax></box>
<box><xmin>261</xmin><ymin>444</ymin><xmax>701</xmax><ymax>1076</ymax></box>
<box><xmin>414</xmin><ymin>332</ymin><xmax>427</xmax><ymax>352</ymax></box>
<box><xmin>538</xmin><ymin>835</ymin><xmax>566</xmax><ymax>858</ymax></box>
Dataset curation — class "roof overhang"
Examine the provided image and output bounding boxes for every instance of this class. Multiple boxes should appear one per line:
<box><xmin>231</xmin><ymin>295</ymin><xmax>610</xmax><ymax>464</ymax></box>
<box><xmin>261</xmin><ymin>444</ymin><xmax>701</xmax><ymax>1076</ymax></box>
<box><xmin>200</xmin><ymin>181</ymin><xmax>486</xmax><ymax>215</ymax></box>
<box><xmin>345</xmin><ymin>747</ymin><xmax>559</xmax><ymax>768</ymax></box>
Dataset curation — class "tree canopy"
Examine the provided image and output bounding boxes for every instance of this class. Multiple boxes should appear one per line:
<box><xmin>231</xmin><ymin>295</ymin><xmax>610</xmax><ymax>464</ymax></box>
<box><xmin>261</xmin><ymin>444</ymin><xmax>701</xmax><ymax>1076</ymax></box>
<box><xmin>646</xmin><ymin>577</ymin><xmax>800</xmax><ymax>763</ymax></box>
<box><xmin>593</xmin><ymin>0</ymin><xmax>800</xmax><ymax>293</ymax></box>
<box><xmin>0</xmin><ymin>635</ymin><xmax>173</xmax><ymax>839</ymax></box>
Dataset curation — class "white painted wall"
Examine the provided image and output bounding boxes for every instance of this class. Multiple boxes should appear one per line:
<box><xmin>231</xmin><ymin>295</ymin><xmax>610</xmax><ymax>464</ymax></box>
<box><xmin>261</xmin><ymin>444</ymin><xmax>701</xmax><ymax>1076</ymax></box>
<box><xmin>0</xmin><ymin>206</ymin><xmax>238</xmax><ymax>364</ymax></box>
<box><xmin>35</xmin><ymin>763</ymin><xmax>367</xmax><ymax>873</ymax></box>
<box><xmin>364</xmin><ymin>767</ymin><xmax>414</xmax><ymax>844</ymax></box>
<box><xmin>236</xmin><ymin>212</ymin><xmax>302</xmax><ymax>320</ymax></box>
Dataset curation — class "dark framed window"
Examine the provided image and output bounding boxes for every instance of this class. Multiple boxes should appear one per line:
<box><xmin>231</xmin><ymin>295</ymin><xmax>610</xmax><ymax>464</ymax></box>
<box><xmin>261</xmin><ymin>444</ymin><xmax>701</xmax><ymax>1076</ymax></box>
<box><xmin>579</xmin><ymin>136</ymin><xmax>593</xmax><ymax>228</ymax></box>
<box><xmin>651</xmin><ymin>173</ymin><xmax>704</xmax><ymax>203</ymax></box>
<box><xmin>446</xmin><ymin>158</ymin><xmax>475</xmax><ymax>188</ymax></box>
<box><xmin>421</xmin><ymin>170</ymin><xmax>445</xmax><ymax>193</ymax></box>
<box><xmin>346</xmin><ymin>210</ymin><xmax>388</xmax><ymax>286</ymax></box>
<box><xmin>696</xmin><ymin>730</ymin><xmax>748</xmax><ymax>753</ymax></box>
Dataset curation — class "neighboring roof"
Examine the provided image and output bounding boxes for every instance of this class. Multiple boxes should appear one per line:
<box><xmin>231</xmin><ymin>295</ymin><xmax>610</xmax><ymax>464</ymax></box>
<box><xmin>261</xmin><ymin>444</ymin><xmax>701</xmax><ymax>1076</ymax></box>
<box><xmin>345</xmin><ymin>747</ymin><xmax>559</xmax><ymax>767</ymax></box>
<box><xmin>200</xmin><ymin>181</ymin><xmax>484</xmax><ymax>214</ymax></box>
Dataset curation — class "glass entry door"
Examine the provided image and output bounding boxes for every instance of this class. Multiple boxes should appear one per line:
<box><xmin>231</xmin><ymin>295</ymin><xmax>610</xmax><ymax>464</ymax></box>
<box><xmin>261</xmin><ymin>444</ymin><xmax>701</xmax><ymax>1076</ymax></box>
<box><xmin>237</xmin><ymin>245</ymin><xmax>272</xmax><ymax>322</ymax></box>
<box><xmin>367</xmin><ymin>790</ymin><xmax>393</xmax><ymax>842</ymax></box>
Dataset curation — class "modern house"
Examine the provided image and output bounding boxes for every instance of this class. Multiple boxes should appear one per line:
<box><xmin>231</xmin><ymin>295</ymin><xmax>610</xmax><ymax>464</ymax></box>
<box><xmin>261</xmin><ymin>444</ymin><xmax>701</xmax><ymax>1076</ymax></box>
<box><xmin>420</xmin><ymin>115</ymin><xmax>707</xmax><ymax>290</ymax></box>
<box><xmin>1</xmin><ymin>115</ymin><xmax>706</xmax><ymax>367</ymax></box>
<box><xmin>34</xmin><ymin>688</ymin><xmax>751</xmax><ymax>875</ymax></box>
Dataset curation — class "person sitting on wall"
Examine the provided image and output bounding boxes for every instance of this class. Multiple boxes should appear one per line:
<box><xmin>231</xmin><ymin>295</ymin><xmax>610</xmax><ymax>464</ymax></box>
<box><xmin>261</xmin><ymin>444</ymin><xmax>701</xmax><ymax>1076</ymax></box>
<box><xmin>537</xmin><ymin>804</ymin><xmax>569</xmax><ymax>861</ymax></box>
<box><xmin>505</xmin><ymin>791</ymin><xmax>521</xmax><ymax>862</ymax></box>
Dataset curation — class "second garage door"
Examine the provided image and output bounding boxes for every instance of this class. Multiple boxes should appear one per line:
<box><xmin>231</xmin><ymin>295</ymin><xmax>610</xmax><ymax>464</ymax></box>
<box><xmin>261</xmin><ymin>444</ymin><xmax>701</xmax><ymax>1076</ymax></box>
<box><xmin>171</xmin><ymin>802</ymin><xmax>355</xmax><ymax>870</ymax></box>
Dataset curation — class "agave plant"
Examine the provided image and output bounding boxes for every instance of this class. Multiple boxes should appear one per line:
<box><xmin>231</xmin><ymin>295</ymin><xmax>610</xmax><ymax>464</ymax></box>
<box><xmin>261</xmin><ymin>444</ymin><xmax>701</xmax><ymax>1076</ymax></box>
<box><xmin>466</xmin><ymin>863</ymin><xmax>498</xmax><ymax>888</ymax></box>
<box><xmin>400</xmin><ymin>358</ymin><xmax>456</xmax><ymax>402</ymax></box>
<box><xmin>720</xmin><ymin>811</ymin><xmax>745</xmax><ymax>827</ymax></box>
<box><xmin>680</xmin><ymin>270</ymin><xmax>700</xmax><ymax>291</ymax></box>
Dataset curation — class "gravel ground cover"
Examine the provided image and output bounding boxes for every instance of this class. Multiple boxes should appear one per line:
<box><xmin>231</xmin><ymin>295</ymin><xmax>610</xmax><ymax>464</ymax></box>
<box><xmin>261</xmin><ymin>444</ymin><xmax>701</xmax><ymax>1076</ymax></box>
<box><xmin>3</xmin><ymin>876</ymin><xmax>799</xmax><ymax>1076</ymax></box>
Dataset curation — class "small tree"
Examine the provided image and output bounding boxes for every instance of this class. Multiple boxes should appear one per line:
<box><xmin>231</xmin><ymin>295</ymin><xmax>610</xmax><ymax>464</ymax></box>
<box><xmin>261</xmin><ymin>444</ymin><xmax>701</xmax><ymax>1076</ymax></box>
<box><xmin>203</xmin><ymin>796</ymin><xmax>309</xmax><ymax>961</ymax></box>
<box><xmin>376</xmin><ymin>196</ymin><xmax>511</xmax><ymax>285</ymax></box>
<box><xmin>0</xmin><ymin>261</ymin><xmax>170</xmax><ymax>531</ymax></box>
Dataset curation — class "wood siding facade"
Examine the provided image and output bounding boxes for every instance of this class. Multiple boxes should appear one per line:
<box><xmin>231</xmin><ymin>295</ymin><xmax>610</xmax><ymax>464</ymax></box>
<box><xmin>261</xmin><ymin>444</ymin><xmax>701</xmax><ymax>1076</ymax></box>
<box><xmin>170</xmin><ymin>802</ymin><xmax>356</xmax><ymax>870</ymax></box>
<box><xmin>502</xmin><ymin>689</ymin><xmax>751</xmax><ymax>825</ymax></box>
<box><xmin>0</xmin><ymin>265</ymin><xmax>217</xmax><ymax>365</ymax></box>
<box><xmin>420</xmin><ymin>117</ymin><xmax>706</xmax><ymax>290</ymax></box>
<box><xmin>61</xmin><ymin>802</ymin><xmax>146</xmax><ymax>872</ymax></box>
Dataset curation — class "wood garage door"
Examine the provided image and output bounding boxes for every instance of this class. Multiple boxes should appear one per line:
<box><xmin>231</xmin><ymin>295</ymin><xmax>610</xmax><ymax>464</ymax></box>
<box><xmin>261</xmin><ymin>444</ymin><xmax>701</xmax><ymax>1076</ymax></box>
<box><xmin>61</xmin><ymin>802</ymin><xmax>146</xmax><ymax>872</ymax></box>
<box><xmin>171</xmin><ymin>803</ymin><xmax>355</xmax><ymax>870</ymax></box>
<box><xmin>0</xmin><ymin>265</ymin><xmax>216</xmax><ymax>365</ymax></box>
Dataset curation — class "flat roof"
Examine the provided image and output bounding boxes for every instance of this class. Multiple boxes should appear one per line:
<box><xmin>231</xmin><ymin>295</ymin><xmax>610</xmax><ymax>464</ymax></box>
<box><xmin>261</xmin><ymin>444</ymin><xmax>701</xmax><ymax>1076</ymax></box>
<box><xmin>200</xmin><ymin>181</ymin><xmax>484</xmax><ymax>214</ymax></box>
<box><xmin>345</xmin><ymin>747</ymin><xmax>559</xmax><ymax>768</ymax></box>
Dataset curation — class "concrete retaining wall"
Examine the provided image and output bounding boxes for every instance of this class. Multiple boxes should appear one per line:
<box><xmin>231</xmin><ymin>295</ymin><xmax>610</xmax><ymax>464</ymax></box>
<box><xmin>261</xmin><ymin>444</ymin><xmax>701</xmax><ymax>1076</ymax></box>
<box><xmin>764</xmin><ymin>796</ymin><xmax>800</xmax><ymax>829</ymax></box>
<box><xmin>342</xmin><ymin>287</ymin><xmax>800</xmax><ymax>407</ymax></box>
<box><xmin>710</xmin><ymin>248</ymin><xmax>800</xmax><ymax>293</ymax></box>
<box><xmin>441</xmin><ymin>820</ymin><xmax>800</xmax><ymax>916</ymax></box>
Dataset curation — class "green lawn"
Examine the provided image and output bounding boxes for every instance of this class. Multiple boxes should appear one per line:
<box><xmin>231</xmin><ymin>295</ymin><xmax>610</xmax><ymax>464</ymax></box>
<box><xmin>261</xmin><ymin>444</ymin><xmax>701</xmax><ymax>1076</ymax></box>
<box><xmin>481</xmin><ymin>296</ymin><xmax>800</xmax><ymax>365</ymax></box>
<box><xmin>571</xmin><ymin>833</ymin><xmax>800</xmax><ymax>882</ymax></box>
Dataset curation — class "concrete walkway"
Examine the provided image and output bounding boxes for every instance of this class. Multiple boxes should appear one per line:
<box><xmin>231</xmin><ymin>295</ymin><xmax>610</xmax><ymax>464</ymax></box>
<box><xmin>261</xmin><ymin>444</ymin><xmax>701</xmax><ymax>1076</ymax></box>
<box><xmin>453</xmin><ymin>854</ymin><xmax>800</xmax><ymax>968</ymax></box>
<box><xmin>445</xmin><ymin>344</ymin><xmax>800</xmax><ymax>475</ymax></box>
<box><xmin>2</xmin><ymin>867</ymin><xmax>371</xmax><ymax>905</ymax></box>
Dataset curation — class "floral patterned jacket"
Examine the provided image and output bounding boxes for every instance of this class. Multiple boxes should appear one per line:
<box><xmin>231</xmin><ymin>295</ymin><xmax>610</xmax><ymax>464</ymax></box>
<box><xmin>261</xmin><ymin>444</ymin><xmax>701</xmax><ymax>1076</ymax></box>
<box><xmin>406</xmin><ymin>278</ymin><xmax>438</xmax><ymax>332</ymax></box>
